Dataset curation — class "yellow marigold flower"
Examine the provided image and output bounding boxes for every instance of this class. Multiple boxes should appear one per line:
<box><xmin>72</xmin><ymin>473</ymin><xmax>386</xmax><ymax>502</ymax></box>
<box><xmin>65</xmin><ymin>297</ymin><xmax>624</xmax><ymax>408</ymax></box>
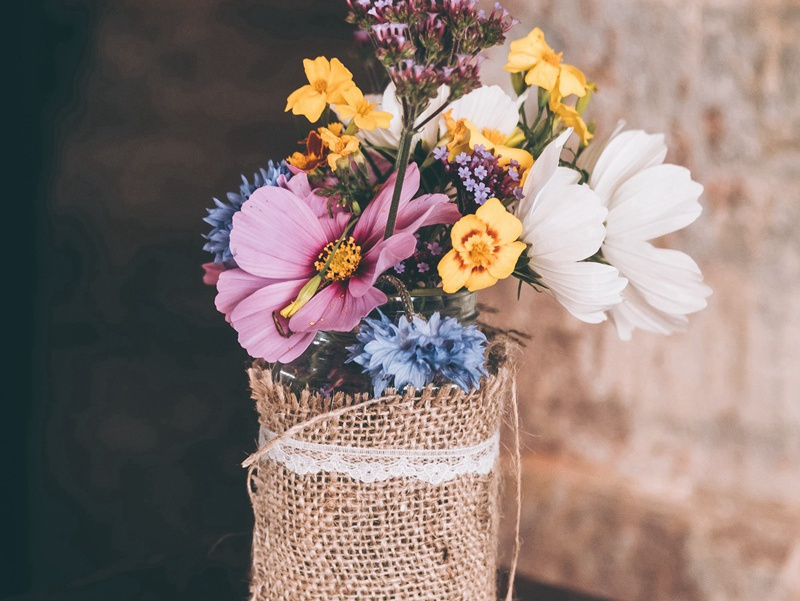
<box><xmin>319</xmin><ymin>124</ymin><xmax>360</xmax><ymax>171</ymax></box>
<box><xmin>285</xmin><ymin>57</ymin><xmax>355</xmax><ymax>123</ymax></box>
<box><xmin>438</xmin><ymin>198</ymin><xmax>526</xmax><ymax>293</ymax></box>
<box><xmin>551</xmin><ymin>102</ymin><xmax>593</xmax><ymax>145</ymax></box>
<box><xmin>334</xmin><ymin>87</ymin><xmax>393</xmax><ymax>131</ymax></box>
<box><xmin>286</xmin><ymin>129</ymin><xmax>328</xmax><ymax>172</ymax></box>
<box><xmin>504</xmin><ymin>28</ymin><xmax>587</xmax><ymax>101</ymax></box>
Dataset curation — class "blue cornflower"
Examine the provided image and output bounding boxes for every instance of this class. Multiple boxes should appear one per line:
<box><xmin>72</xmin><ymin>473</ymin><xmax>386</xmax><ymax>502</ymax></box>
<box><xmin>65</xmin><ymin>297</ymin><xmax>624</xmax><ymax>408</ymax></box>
<box><xmin>203</xmin><ymin>160</ymin><xmax>291</xmax><ymax>264</ymax></box>
<box><xmin>347</xmin><ymin>312</ymin><xmax>488</xmax><ymax>396</ymax></box>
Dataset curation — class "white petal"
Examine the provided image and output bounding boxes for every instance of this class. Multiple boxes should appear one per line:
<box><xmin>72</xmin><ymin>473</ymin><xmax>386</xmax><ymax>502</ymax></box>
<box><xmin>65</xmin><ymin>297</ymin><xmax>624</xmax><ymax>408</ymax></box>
<box><xmin>576</xmin><ymin>120</ymin><xmax>625</xmax><ymax>175</ymax></box>
<box><xmin>445</xmin><ymin>85</ymin><xmax>526</xmax><ymax>138</ymax></box>
<box><xmin>517</xmin><ymin>128</ymin><xmax>573</xmax><ymax>217</ymax></box>
<box><xmin>416</xmin><ymin>84</ymin><xmax>451</xmax><ymax>151</ymax></box>
<box><xmin>603</xmin><ymin>240</ymin><xmax>712</xmax><ymax>316</ymax></box>
<box><xmin>531</xmin><ymin>258</ymin><xmax>627</xmax><ymax>324</ymax></box>
<box><xmin>606</xmin><ymin>164</ymin><xmax>703</xmax><ymax>240</ymax></box>
<box><xmin>589</xmin><ymin>130</ymin><xmax>667</xmax><ymax>203</ymax></box>
<box><xmin>359</xmin><ymin>83</ymin><xmax>450</xmax><ymax>152</ymax></box>
<box><xmin>521</xmin><ymin>168</ymin><xmax>607</xmax><ymax>263</ymax></box>
<box><xmin>609</xmin><ymin>285</ymin><xmax>690</xmax><ymax>340</ymax></box>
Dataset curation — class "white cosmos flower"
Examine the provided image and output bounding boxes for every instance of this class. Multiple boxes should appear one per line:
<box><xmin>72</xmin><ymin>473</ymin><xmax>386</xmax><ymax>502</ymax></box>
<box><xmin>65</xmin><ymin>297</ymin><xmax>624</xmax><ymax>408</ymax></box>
<box><xmin>515</xmin><ymin>129</ymin><xmax>627</xmax><ymax>323</ymax></box>
<box><xmin>354</xmin><ymin>83</ymin><xmax>450</xmax><ymax>152</ymax></box>
<box><xmin>441</xmin><ymin>84</ymin><xmax>525</xmax><ymax>140</ymax></box>
<box><xmin>578</xmin><ymin>128</ymin><xmax>712</xmax><ymax>339</ymax></box>
<box><xmin>439</xmin><ymin>85</ymin><xmax>533</xmax><ymax>169</ymax></box>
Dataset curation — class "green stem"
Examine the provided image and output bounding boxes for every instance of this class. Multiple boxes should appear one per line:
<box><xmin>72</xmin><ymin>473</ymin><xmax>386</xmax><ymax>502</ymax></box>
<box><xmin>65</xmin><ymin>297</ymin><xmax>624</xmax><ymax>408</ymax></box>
<box><xmin>383</xmin><ymin>105</ymin><xmax>417</xmax><ymax>239</ymax></box>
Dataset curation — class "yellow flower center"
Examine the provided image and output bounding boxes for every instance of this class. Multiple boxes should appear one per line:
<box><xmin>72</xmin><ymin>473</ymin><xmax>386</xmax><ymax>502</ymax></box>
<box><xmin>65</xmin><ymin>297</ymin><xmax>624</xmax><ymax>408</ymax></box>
<box><xmin>356</xmin><ymin>99</ymin><xmax>373</xmax><ymax>116</ymax></box>
<box><xmin>463</xmin><ymin>232</ymin><xmax>497</xmax><ymax>268</ymax></box>
<box><xmin>313</xmin><ymin>80</ymin><xmax>328</xmax><ymax>94</ymax></box>
<box><xmin>542</xmin><ymin>48</ymin><xmax>561</xmax><ymax>67</ymax></box>
<box><xmin>314</xmin><ymin>236</ymin><xmax>362</xmax><ymax>281</ymax></box>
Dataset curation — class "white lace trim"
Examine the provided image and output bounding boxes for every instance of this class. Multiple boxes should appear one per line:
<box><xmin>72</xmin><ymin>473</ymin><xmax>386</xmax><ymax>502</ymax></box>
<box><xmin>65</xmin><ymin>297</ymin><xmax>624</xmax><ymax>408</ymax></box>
<box><xmin>257</xmin><ymin>427</ymin><xmax>499</xmax><ymax>485</ymax></box>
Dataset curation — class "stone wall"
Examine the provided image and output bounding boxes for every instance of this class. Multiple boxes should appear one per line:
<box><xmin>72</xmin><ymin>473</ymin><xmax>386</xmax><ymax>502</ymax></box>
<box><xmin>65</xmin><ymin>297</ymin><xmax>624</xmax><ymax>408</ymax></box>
<box><xmin>481</xmin><ymin>1</ymin><xmax>800</xmax><ymax>599</ymax></box>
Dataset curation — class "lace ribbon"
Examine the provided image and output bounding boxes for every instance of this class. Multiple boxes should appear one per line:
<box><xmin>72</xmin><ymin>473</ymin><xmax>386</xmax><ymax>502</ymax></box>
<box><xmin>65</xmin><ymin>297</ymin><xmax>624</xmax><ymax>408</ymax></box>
<box><xmin>257</xmin><ymin>426</ymin><xmax>500</xmax><ymax>485</ymax></box>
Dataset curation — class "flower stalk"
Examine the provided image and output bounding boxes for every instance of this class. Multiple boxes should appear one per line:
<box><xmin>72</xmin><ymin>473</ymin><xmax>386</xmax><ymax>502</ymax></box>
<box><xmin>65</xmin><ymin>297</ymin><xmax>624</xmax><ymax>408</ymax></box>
<box><xmin>383</xmin><ymin>103</ymin><xmax>418</xmax><ymax>239</ymax></box>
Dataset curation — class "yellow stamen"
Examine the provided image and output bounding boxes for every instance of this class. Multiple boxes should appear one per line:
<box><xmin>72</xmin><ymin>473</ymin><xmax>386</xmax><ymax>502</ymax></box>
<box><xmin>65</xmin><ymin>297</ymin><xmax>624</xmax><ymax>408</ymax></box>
<box><xmin>315</xmin><ymin>236</ymin><xmax>362</xmax><ymax>281</ymax></box>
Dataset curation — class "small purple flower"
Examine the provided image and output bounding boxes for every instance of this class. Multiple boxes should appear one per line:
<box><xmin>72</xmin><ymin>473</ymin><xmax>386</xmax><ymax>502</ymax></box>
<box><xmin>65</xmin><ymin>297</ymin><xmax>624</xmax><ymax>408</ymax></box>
<box><xmin>426</xmin><ymin>242</ymin><xmax>442</xmax><ymax>256</ymax></box>
<box><xmin>455</xmin><ymin>152</ymin><xmax>470</xmax><ymax>165</ymax></box>
<box><xmin>393</xmin><ymin>262</ymin><xmax>406</xmax><ymax>274</ymax></box>
<box><xmin>457</xmin><ymin>166</ymin><xmax>471</xmax><ymax>180</ymax></box>
<box><xmin>433</xmin><ymin>145</ymin><xmax>449</xmax><ymax>160</ymax></box>
<box><xmin>473</xmin><ymin>182</ymin><xmax>490</xmax><ymax>204</ymax></box>
<box><xmin>417</xmin><ymin>262</ymin><xmax>430</xmax><ymax>273</ymax></box>
<box><xmin>473</xmin><ymin>164</ymin><xmax>488</xmax><ymax>181</ymax></box>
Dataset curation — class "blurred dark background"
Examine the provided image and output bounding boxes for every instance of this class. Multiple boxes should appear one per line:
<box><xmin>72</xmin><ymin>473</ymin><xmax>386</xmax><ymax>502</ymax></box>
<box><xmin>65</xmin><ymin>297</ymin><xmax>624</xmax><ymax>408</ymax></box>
<box><xmin>9</xmin><ymin>1</ymin><xmax>372</xmax><ymax>598</ymax></box>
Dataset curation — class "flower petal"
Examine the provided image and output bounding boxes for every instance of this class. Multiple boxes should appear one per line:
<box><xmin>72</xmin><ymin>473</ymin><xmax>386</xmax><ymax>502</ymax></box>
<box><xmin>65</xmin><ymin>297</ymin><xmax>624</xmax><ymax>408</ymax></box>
<box><xmin>488</xmin><ymin>241</ymin><xmax>526</xmax><ymax>280</ymax></box>
<box><xmin>353</xmin><ymin>162</ymin><xmax>421</xmax><ymax>250</ymax></box>
<box><xmin>610</xmin><ymin>285</ymin><xmax>690</xmax><ymax>340</ymax></box>
<box><xmin>530</xmin><ymin>258</ymin><xmax>627</xmax><ymax>324</ymax></box>
<box><xmin>475</xmin><ymin>198</ymin><xmax>522</xmax><ymax>245</ymax></box>
<box><xmin>215</xmin><ymin>268</ymin><xmax>276</xmax><ymax>322</ymax></box>
<box><xmin>349</xmin><ymin>234</ymin><xmax>417</xmax><ymax>298</ymax></box>
<box><xmin>228</xmin><ymin>279</ymin><xmax>316</xmax><ymax>363</ymax></box>
<box><xmin>229</xmin><ymin>185</ymin><xmax>328</xmax><ymax>280</ymax></box>
<box><xmin>603</xmin><ymin>239</ymin><xmax>711</xmax><ymax>316</ymax></box>
<box><xmin>605</xmin><ymin>164</ymin><xmax>703</xmax><ymax>240</ymax></box>
<box><xmin>518</xmin><ymin>128</ymin><xmax>573</xmax><ymax>216</ymax></box>
<box><xmin>589</xmin><ymin>130</ymin><xmax>667</xmax><ymax>203</ymax></box>
<box><xmin>438</xmin><ymin>250</ymin><xmax>472</xmax><ymax>293</ymax></box>
<box><xmin>446</xmin><ymin>85</ymin><xmax>527</xmax><ymax>140</ymax></box>
<box><xmin>289</xmin><ymin>281</ymin><xmax>387</xmax><ymax>333</ymax></box>
<box><xmin>522</xmin><ymin>168</ymin><xmax>607</xmax><ymax>263</ymax></box>
<box><xmin>465</xmin><ymin>267</ymin><xmax>498</xmax><ymax>292</ymax></box>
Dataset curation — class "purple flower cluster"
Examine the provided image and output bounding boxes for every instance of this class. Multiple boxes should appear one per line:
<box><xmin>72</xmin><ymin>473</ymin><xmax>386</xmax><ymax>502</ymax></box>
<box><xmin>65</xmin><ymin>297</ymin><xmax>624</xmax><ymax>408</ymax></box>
<box><xmin>437</xmin><ymin>144</ymin><xmax>523</xmax><ymax>210</ymax></box>
<box><xmin>346</xmin><ymin>1</ymin><xmax>516</xmax><ymax>104</ymax></box>
<box><xmin>392</xmin><ymin>232</ymin><xmax>446</xmax><ymax>285</ymax></box>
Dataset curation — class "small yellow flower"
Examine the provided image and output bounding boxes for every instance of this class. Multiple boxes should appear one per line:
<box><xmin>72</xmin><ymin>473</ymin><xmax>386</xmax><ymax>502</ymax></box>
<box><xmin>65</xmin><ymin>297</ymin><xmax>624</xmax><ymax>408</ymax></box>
<box><xmin>504</xmin><ymin>28</ymin><xmax>587</xmax><ymax>101</ymax></box>
<box><xmin>334</xmin><ymin>87</ymin><xmax>393</xmax><ymax>131</ymax></box>
<box><xmin>551</xmin><ymin>102</ymin><xmax>593</xmax><ymax>145</ymax></box>
<box><xmin>319</xmin><ymin>124</ymin><xmax>361</xmax><ymax>171</ymax></box>
<box><xmin>285</xmin><ymin>57</ymin><xmax>355</xmax><ymax>123</ymax></box>
<box><xmin>440</xmin><ymin>111</ymin><xmax>534</xmax><ymax>173</ymax></box>
<box><xmin>438</xmin><ymin>198</ymin><xmax>526</xmax><ymax>293</ymax></box>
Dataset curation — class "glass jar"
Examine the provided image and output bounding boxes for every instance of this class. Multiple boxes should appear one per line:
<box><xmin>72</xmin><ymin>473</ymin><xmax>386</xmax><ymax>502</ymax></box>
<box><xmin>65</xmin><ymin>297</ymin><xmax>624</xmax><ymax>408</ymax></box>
<box><xmin>272</xmin><ymin>289</ymin><xmax>479</xmax><ymax>395</ymax></box>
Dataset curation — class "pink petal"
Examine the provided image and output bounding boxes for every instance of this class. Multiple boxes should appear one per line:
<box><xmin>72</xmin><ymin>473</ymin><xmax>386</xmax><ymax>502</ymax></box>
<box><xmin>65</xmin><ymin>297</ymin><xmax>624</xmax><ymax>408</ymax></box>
<box><xmin>229</xmin><ymin>186</ymin><xmax>329</xmax><ymax>280</ymax></box>
<box><xmin>281</xmin><ymin>172</ymin><xmax>312</xmax><ymax>198</ymax></box>
<box><xmin>393</xmin><ymin>192</ymin><xmax>461</xmax><ymax>235</ymax></box>
<box><xmin>228</xmin><ymin>279</ymin><xmax>316</xmax><ymax>362</ymax></box>
<box><xmin>202</xmin><ymin>262</ymin><xmax>226</xmax><ymax>286</ymax></box>
<box><xmin>348</xmin><ymin>233</ymin><xmax>417</xmax><ymax>298</ymax></box>
<box><xmin>353</xmin><ymin>163</ymin><xmax>421</xmax><ymax>250</ymax></box>
<box><xmin>215</xmin><ymin>268</ymin><xmax>277</xmax><ymax>322</ymax></box>
<box><xmin>289</xmin><ymin>281</ymin><xmax>387</xmax><ymax>333</ymax></box>
<box><xmin>317</xmin><ymin>211</ymin><xmax>351</xmax><ymax>243</ymax></box>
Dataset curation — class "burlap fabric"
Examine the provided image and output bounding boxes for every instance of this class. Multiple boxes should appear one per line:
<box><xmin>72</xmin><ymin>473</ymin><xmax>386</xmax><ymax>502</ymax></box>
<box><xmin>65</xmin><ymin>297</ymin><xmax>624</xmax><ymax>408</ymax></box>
<box><xmin>245</xmin><ymin>359</ymin><xmax>510</xmax><ymax>601</ymax></box>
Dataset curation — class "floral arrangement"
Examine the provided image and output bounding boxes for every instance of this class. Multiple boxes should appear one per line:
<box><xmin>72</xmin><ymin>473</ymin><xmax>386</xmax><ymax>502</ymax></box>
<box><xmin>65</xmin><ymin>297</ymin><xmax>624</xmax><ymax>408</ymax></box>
<box><xmin>203</xmin><ymin>0</ymin><xmax>711</xmax><ymax>395</ymax></box>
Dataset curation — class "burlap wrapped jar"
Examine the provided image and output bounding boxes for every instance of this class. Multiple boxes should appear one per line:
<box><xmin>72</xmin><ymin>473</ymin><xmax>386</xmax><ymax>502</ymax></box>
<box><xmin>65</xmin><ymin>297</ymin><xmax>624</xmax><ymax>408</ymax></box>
<box><xmin>244</xmin><ymin>352</ymin><xmax>513</xmax><ymax>601</ymax></box>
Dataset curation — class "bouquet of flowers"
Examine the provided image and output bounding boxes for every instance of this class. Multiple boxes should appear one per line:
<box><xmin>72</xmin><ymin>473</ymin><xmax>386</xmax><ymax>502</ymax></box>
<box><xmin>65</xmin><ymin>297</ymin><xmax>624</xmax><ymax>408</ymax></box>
<box><xmin>201</xmin><ymin>2</ymin><xmax>711</xmax><ymax>599</ymax></box>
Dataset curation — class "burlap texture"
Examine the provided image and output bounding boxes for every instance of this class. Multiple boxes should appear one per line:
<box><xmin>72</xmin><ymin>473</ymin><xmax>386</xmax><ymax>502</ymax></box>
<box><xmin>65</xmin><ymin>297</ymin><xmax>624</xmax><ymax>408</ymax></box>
<box><xmin>246</xmin><ymin>360</ymin><xmax>510</xmax><ymax>601</ymax></box>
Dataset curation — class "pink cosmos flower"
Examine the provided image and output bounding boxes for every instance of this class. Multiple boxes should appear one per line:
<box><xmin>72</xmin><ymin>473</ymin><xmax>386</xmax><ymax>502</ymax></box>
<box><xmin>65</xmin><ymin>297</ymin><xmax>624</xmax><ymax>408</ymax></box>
<box><xmin>216</xmin><ymin>163</ymin><xmax>460</xmax><ymax>363</ymax></box>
